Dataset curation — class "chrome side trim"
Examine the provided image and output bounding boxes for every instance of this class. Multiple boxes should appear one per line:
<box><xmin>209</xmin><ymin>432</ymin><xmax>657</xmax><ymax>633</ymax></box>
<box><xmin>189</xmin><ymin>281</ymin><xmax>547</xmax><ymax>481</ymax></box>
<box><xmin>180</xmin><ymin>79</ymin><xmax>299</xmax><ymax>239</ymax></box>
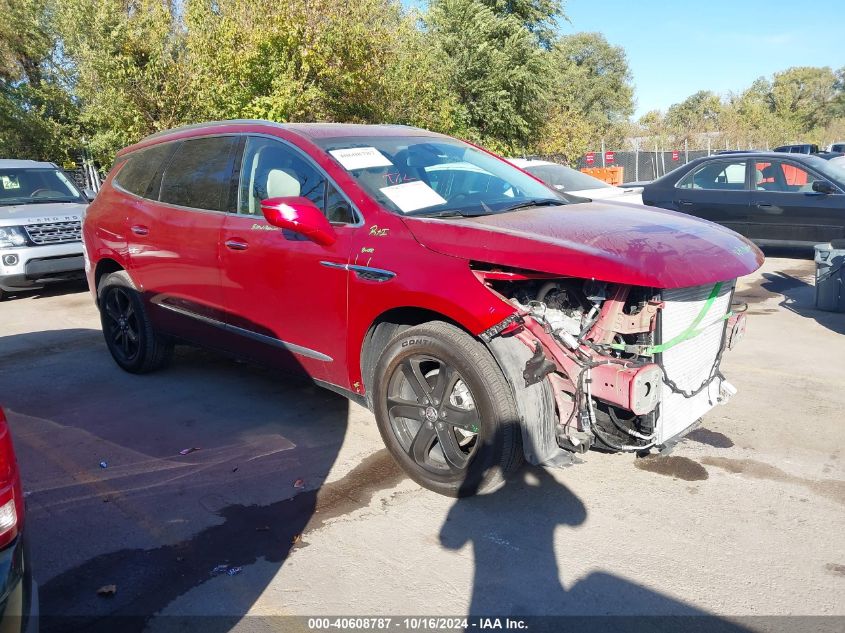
<box><xmin>152</xmin><ymin>298</ymin><xmax>333</xmax><ymax>362</ymax></box>
<box><xmin>153</xmin><ymin>299</ymin><xmax>226</xmax><ymax>328</ymax></box>
<box><xmin>227</xmin><ymin>322</ymin><xmax>333</xmax><ymax>362</ymax></box>
<box><xmin>319</xmin><ymin>261</ymin><xmax>396</xmax><ymax>282</ymax></box>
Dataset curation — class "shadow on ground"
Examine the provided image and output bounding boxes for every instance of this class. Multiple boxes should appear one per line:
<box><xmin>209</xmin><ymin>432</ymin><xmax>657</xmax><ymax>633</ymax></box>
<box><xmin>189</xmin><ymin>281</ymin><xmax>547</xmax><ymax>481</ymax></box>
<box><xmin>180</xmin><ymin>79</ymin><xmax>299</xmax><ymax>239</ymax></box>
<box><xmin>440</xmin><ymin>465</ymin><xmax>752</xmax><ymax>631</ymax></box>
<box><xmin>0</xmin><ymin>278</ymin><xmax>89</xmax><ymax>301</ymax></box>
<box><xmin>760</xmin><ymin>271</ymin><xmax>845</xmax><ymax>335</ymax></box>
<box><xmin>0</xmin><ymin>325</ymin><xmax>358</xmax><ymax>633</ymax></box>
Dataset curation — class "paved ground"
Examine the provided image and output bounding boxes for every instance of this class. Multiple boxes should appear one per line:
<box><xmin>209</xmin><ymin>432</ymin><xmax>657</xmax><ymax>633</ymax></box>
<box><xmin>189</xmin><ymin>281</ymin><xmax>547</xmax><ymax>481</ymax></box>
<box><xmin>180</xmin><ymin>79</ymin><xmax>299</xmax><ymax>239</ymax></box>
<box><xmin>0</xmin><ymin>256</ymin><xmax>843</xmax><ymax>632</ymax></box>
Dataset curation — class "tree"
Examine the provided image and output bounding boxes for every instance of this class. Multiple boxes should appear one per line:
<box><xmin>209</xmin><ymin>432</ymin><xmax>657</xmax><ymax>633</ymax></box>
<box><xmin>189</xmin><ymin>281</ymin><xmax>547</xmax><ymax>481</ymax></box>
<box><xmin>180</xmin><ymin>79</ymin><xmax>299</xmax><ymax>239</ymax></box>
<box><xmin>534</xmin><ymin>103</ymin><xmax>593</xmax><ymax>163</ymax></box>
<box><xmin>427</xmin><ymin>0</ymin><xmax>551</xmax><ymax>152</ymax></box>
<box><xmin>770</xmin><ymin>66</ymin><xmax>839</xmax><ymax>131</ymax></box>
<box><xmin>0</xmin><ymin>0</ymin><xmax>78</xmax><ymax>161</ymax></box>
<box><xmin>56</xmin><ymin>0</ymin><xmax>192</xmax><ymax>164</ymax></box>
<box><xmin>478</xmin><ymin>0</ymin><xmax>564</xmax><ymax>48</ymax></box>
<box><xmin>664</xmin><ymin>90</ymin><xmax>722</xmax><ymax>145</ymax></box>
<box><xmin>548</xmin><ymin>32</ymin><xmax>634</xmax><ymax>146</ymax></box>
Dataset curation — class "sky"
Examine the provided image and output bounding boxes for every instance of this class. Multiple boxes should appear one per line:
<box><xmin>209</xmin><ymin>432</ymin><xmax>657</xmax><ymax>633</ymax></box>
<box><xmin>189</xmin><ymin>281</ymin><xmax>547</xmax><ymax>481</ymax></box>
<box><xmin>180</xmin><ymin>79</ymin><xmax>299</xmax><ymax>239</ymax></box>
<box><xmin>560</xmin><ymin>0</ymin><xmax>845</xmax><ymax>118</ymax></box>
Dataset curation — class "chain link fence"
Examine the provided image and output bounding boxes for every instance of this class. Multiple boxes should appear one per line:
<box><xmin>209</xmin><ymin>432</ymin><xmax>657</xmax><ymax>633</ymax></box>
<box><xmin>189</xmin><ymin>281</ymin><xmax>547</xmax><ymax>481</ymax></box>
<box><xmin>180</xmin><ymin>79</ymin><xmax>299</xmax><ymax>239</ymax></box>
<box><xmin>524</xmin><ymin>137</ymin><xmax>769</xmax><ymax>185</ymax></box>
<box><xmin>528</xmin><ymin>148</ymin><xmax>720</xmax><ymax>185</ymax></box>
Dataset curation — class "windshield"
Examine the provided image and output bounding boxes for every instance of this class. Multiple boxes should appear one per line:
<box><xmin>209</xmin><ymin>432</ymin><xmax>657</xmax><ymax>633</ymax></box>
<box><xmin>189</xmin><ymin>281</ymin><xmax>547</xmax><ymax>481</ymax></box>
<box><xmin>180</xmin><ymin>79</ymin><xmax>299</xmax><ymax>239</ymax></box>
<box><xmin>806</xmin><ymin>155</ymin><xmax>845</xmax><ymax>184</ymax></box>
<box><xmin>317</xmin><ymin>136</ymin><xmax>566</xmax><ymax>217</ymax></box>
<box><xmin>0</xmin><ymin>168</ymin><xmax>85</xmax><ymax>205</ymax></box>
<box><xmin>523</xmin><ymin>163</ymin><xmax>613</xmax><ymax>192</ymax></box>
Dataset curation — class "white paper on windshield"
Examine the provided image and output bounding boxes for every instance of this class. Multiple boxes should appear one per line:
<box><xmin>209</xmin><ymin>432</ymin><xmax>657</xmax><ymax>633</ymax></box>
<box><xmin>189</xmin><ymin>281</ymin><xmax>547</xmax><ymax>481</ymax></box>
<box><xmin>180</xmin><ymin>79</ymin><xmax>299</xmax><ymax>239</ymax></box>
<box><xmin>379</xmin><ymin>181</ymin><xmax>447</xmax><ymax>214</ymax></box>
<box><xmin>329</xmin><ymin>147</ymin><xmax>393</xmax><ymax>170</ymax></box>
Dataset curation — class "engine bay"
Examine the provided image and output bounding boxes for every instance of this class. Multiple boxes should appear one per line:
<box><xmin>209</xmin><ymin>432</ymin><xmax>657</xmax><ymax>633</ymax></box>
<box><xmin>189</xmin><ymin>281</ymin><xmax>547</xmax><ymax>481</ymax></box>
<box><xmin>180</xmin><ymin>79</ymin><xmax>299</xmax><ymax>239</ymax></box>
<box><xmin>474</xmin><ymin>265</ymin><xmax>744</xmax><ymax>458</ymax></box>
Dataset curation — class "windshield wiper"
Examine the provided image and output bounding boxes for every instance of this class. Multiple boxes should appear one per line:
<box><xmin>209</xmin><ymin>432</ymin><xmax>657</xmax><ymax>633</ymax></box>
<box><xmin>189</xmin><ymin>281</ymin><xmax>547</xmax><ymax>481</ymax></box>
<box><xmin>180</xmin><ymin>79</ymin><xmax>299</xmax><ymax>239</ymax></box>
<box><xmin>406</xmin><ymin>209</ymin><xmax>469</xmax><ymax>218</ymax></box>
<box><xmin>498</xmin><ymin>198</ymin><xmax>564</xmax><ymax>213</ymax></box>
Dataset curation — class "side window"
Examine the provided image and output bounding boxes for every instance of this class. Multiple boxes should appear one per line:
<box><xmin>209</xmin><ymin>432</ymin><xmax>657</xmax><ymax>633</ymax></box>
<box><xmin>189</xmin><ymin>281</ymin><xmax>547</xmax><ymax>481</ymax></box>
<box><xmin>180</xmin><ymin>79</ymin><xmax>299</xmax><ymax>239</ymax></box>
<box><xmin>238</xmin><ymin>137</ymin><xmax>354</xmax><ymax>223</ymax></box>
<box><xmin>677</xmin><ymin>160</ymin><xmax>747</xmax><ymax>190</ymax></box>
<box><xmin>114</xmin><ymin>143</ymin><xmax>174</xmax><ymax>198</ymax></box>
<box><xmin>754</xmin><ymin>160</ymin><xmax>813</xmax><ymax>192</ymax></box>
<box><xmin>159</xmin><ymin>136</ymin><xmax>239</xmax><ymax>212</ymax></box>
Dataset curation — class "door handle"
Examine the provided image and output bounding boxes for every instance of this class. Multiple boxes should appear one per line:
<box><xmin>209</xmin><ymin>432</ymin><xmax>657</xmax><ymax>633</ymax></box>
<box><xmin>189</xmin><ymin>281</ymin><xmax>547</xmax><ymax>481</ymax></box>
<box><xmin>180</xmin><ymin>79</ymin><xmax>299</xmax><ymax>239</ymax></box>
<box><xmin>130</xmin><ymin>225</ymin><xmax>149</xmax><ymax>236</ymax></box>
<box><xmin>755</xmin><ymin>203</ymin><xmax>773</xmax><ymax>208</ymax></box>
<box><xmin>224</xmin><ymin>239</ymin><xmax>249</xmax><ymax>251</ymax></box>
<box><xmin>678</xmin><ymin>199</ymin><xmax>693</xmax><ymax>206</ymax></box>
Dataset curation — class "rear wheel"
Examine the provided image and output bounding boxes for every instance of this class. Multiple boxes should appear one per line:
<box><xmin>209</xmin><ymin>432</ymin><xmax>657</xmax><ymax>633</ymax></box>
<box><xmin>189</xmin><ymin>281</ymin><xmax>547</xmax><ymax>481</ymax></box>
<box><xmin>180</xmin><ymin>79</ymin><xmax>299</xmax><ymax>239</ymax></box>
<box><xmin>97</xmin><ymin>271</ymin><xmax>173</xmax><ymax>373</ymax></box>
<box><xmin>372</xmin><ymin>321</ymin><xmax>522</xmax><ymax>497</ymax></box>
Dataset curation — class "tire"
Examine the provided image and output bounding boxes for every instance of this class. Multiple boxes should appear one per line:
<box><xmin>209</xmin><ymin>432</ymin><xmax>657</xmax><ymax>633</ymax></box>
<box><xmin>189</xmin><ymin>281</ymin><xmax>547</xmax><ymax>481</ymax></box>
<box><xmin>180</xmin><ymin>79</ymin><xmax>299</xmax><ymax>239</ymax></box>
<box><xmin>97</xmin><ymin>271</ymin><xmax>173</xmax><ymax>373</ymax></box>
<box><xmin>372</xmin><ymin>321</ymin><xmax>523</xmax><ymax>497</ymax></box>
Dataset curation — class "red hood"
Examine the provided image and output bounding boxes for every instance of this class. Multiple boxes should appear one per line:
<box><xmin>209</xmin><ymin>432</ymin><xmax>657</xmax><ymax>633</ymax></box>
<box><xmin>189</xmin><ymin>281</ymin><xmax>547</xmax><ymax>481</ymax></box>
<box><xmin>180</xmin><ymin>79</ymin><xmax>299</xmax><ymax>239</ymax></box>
<box><xmin>402</xmin><ymin>201</ymin><xmax>764</xmax><ymax>289</ymax></box>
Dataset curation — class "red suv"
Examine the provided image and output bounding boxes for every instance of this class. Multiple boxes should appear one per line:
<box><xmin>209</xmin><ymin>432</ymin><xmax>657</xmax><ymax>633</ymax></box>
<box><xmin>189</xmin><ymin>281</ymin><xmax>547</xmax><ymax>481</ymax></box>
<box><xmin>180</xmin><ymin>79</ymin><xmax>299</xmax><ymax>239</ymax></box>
<box><xmin>83</xmin><ymin>121</ymin><xmax>763</xmax><ymax>496</ymax></box>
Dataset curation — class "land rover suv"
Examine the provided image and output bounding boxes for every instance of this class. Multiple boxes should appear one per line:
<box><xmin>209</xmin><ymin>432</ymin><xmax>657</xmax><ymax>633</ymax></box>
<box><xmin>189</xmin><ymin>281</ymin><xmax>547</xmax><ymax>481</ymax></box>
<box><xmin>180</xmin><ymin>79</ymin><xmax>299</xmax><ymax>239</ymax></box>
<box><xmin>83</xmin><ymin>121</ymin><xmax>763</xmax><ymax>496</ymax></box>
<box><xmin>0</xmin><ymin>160</ymin><xmax>89</xmax><ymax>300</ymax></box>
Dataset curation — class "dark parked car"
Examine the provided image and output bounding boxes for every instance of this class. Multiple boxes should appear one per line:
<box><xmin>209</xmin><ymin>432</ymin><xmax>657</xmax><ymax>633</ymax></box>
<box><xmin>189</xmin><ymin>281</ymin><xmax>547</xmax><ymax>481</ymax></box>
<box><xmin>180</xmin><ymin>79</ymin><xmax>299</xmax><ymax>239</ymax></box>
<box><xmin>773</xmin><ymin>143</ymin><xmax>820</xmax><ymax>154</ymax></box>
<box><xmin>642</xmin><ymin>152</ymin><xmax>845</xmax><ymax>247</ymax></box>
<box><xmin>0</xmin><ymin>406</ymin><xmax>37</xmax><ymax>632</ymax></box>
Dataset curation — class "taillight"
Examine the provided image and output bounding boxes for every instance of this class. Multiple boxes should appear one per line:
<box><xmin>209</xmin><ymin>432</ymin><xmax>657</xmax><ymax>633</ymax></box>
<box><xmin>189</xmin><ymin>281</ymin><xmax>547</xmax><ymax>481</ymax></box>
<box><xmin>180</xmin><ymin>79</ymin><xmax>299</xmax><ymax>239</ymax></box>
<box><xmin>0</xmin><ymin>407</ymin><xmax>23</xmax><ymax>549</ymax></box>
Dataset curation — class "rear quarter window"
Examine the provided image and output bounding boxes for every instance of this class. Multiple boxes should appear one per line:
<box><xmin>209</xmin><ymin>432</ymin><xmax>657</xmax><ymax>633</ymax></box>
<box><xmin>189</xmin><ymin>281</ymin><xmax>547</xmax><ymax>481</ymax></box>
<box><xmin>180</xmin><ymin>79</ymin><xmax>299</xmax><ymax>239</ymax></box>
<box><xmin>114</xmin><ymin>143</ymin><xmax>175</xmax><ymax>198</ymax></box>
<box><xmin>159</xmin><ymin>136</ymin><xmax>239</xmax><ymax>212</ymax></box>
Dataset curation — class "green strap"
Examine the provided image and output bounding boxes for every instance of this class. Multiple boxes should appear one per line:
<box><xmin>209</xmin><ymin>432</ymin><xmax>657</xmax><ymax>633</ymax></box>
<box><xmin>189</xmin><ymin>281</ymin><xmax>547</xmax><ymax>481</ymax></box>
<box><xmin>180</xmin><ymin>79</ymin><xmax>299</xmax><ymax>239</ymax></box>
<box><xmin>609</xmin><ymin>282</ymin><xmax>729</xmax><ymax>356</ymax></box>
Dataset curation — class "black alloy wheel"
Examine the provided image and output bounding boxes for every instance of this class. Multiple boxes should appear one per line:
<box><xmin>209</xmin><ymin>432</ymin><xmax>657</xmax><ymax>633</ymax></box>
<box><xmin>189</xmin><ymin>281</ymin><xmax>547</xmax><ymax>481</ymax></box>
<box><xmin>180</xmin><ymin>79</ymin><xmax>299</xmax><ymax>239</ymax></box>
<box><xmin>102</xmin><ymin>285</ymin><xmax>141</xmax><ymax>364</ymax></box>
<box><xmin>386</xmin><ymin>354</ymin><xmax>481</xmax><ymax>475</ymax></box>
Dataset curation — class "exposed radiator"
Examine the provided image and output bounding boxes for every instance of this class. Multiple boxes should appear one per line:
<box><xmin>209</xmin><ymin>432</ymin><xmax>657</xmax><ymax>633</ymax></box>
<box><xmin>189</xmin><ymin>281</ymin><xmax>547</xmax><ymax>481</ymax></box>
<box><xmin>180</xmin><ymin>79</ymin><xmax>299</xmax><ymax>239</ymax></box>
<box><xmin>656</xmin><ymin>281</ymin><xmax>733</xmax><ymax>443</ymax></box>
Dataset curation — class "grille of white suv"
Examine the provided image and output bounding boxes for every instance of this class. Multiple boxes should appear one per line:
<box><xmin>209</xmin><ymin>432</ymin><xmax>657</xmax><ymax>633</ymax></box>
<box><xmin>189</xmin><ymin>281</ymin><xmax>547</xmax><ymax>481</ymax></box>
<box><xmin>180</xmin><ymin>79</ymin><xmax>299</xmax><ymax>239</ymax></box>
<box><xmin>655</xmin><ymin>281</ymin><xmax>733</xmax><ymax>443</ymax></box>
<box><xmin>24</xmin><ymin>221</ymin><xmax>82</xmax><ymax>245</ymax></box>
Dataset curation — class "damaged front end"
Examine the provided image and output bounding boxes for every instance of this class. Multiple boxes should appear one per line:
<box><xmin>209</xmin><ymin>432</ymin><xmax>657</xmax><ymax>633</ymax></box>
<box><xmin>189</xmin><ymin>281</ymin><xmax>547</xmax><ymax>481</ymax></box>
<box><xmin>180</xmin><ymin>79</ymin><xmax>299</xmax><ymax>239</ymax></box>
<box><xmin>475</xmin><ymin>265</ymin><xmax>747</xmax><ymax>465</ymax></box>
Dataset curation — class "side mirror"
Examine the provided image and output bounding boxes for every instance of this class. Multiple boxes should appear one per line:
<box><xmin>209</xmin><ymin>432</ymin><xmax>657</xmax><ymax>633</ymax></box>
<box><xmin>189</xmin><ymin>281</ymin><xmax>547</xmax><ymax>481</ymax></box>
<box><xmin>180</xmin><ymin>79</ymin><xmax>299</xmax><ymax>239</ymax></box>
<box><xmin>260</xmin><ymin>197</ymin><xmax>337</xmax><ymax>247</ymax></box>
<box><xmin>83</xmin><ymin>188</ymin><xmax>97</xmax><ymax>202</ymax></box>
<box><xmin>811</xmin><ymin>180</ymin><xmax>836</xmax><ymax>195</ymax></box>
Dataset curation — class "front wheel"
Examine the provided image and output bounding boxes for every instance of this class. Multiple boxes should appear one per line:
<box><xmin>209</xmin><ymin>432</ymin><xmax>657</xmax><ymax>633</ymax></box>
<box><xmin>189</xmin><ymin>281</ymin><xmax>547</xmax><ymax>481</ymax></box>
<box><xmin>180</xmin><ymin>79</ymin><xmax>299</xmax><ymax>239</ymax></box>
<box><xmin>97</xmin><ymin>271</ymin><xmax>173</xmax><ymax>374</ymax></box>
<box><xmin>372</xmin><ymin>321</ymin><xmax>522</xmax><ymax>497</ymax></box>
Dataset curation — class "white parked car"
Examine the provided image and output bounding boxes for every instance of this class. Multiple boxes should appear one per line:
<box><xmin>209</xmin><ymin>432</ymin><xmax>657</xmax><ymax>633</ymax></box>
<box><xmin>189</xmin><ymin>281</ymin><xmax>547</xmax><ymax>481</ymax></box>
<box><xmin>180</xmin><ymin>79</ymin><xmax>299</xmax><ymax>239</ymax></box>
<box><xmin>0</xmin><ymin>159</ymin><xmax>90</xmax><ymax>300</ymax></box>
<box><xmin>509</xmin><ymin>158</ymin><xmax>644</xmax><ymax>204</ymax></box>
<box><xmin>828</xmin><ymin>154</ymin><xmax>845</xmax><ymax>173</ymax></box>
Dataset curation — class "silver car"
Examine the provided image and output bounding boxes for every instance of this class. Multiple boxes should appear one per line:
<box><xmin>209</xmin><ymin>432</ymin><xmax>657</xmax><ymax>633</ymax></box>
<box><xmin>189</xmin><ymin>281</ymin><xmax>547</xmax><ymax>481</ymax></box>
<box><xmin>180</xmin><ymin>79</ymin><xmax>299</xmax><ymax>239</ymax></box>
<box><xmin>0</xmin><ymin>159</ymin><xmax>89</xmax><ymax>300</ymax></box>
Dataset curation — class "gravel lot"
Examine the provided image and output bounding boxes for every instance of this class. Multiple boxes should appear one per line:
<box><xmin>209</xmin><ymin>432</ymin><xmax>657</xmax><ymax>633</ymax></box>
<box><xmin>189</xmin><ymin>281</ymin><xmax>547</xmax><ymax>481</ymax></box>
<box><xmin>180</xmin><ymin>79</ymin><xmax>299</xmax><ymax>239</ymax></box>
<box><xmin>0</xmin><ymin>256</ymin><xmax>843</xmax><ymax>632</ymax></box>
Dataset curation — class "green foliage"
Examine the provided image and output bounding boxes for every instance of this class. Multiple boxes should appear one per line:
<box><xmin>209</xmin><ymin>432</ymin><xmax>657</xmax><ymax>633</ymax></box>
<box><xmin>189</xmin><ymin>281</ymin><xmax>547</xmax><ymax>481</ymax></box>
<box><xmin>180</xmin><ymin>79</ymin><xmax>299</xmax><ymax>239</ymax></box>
<box><xmin>548</xmin><ymin>32</ymin><xmax>634</xmax><ymax>148</ymax></box>
<box><xmin>4</xmin><ymin>0</ymin><xmax>843</xmax><ymax>167</ymax></box>
<box><xmin>770</xmin><ymin>66</ymin><xmax>840</xmax><ymax>131</ymax></box>
<box><xmin>0</xmin><ymin>0</ymin><xmax>78</xmax><ymax>161</ymax></box>
<box><xmin>665</xmin><ymin>91</ymin><xmax>722</xmax><ymax>140</ymax></box>
<box><xmin>479</xmin><ymin>0</ymin><xmax>565</xmax><ymax>48</ymax></box>
<box><xmin>428</xmin><ymin>0</ymin><xmax>552</xmax><ymax>153</ymax></box>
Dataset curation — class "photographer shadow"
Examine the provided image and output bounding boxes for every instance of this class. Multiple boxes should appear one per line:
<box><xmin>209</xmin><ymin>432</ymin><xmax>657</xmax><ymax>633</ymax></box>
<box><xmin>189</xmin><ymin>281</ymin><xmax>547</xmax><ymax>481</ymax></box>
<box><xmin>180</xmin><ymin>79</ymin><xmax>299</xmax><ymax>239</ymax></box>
<box><xmin>440</xmin><ymin>465</ymin><xmax>750</xmax><ymax>631</ymax></box>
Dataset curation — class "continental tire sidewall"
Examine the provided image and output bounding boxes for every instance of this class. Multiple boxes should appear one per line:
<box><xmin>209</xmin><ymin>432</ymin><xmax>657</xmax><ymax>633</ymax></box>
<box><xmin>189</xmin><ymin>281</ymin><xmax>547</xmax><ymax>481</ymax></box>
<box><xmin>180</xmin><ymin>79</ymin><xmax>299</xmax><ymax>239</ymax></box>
<box><xmin>373</xmin><ymin>322</ymin><xmax>520</xmax><ymax>497</ymax></box>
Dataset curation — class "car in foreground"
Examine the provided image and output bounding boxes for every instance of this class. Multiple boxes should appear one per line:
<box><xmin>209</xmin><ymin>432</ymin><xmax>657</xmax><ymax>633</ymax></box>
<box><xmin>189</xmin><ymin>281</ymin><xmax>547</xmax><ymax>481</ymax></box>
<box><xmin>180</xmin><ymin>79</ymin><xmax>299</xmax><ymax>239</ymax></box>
<box><xmin>84</xmin><ymin>120</ymin><xmax>762</xmax><ymax>496</ymax></box>
<box><xmin>508</xmin><ymin>158</ymin><xmax>644</xmax><ymax>204</ymax></box>
<box><xmin>642</xmin><ymin>152</ymin><xmax>845</xmax><ymax>248</ymax></box>
<box><xmin>0</xmin><ymin>406</ymin><xmax>37</xmax><ymax>632</ymax></box>
<box><xmin>0</xmin><ymin>160</ymin><xmax>89</xmax><ymax>301</ymax></box>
